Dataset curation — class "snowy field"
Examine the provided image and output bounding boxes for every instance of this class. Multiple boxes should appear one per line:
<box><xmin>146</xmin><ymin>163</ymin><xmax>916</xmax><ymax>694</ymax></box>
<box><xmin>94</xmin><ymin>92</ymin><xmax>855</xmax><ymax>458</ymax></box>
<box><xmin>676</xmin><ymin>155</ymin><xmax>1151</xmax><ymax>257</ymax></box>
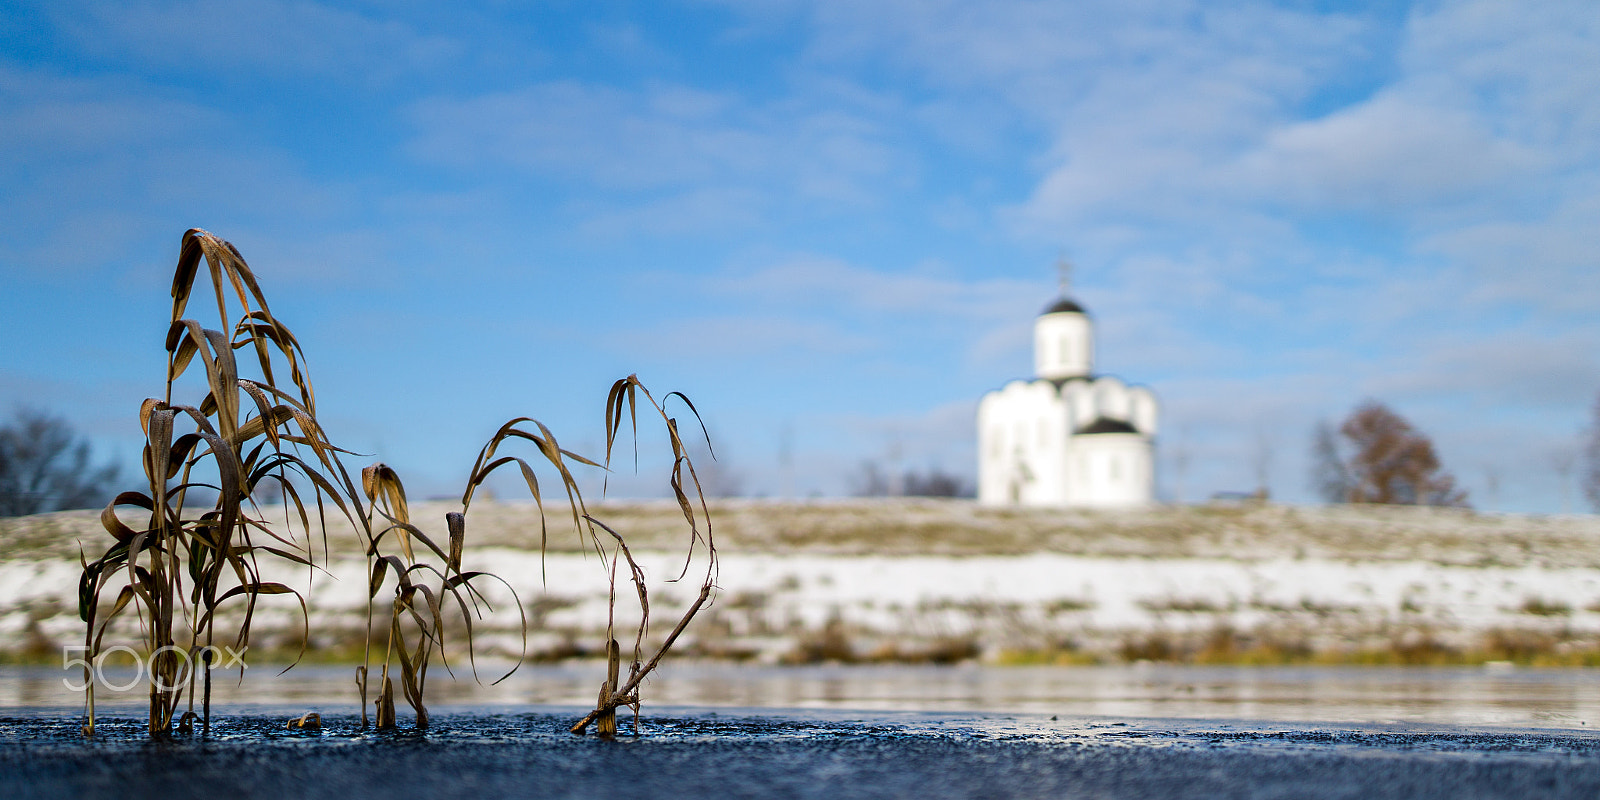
<box><xmin>4</xmin><ymin>499</ymin><xmax>1600</xmax><ymax>664</ymax></box>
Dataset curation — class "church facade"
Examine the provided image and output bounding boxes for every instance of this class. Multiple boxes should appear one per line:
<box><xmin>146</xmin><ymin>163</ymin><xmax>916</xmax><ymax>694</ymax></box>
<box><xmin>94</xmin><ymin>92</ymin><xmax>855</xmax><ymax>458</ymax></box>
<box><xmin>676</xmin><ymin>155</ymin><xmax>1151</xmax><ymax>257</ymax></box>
<box><xmin>977</xmin><ymin>284</ymin><xmax>1158</xmax><ymax>508</ymax></box>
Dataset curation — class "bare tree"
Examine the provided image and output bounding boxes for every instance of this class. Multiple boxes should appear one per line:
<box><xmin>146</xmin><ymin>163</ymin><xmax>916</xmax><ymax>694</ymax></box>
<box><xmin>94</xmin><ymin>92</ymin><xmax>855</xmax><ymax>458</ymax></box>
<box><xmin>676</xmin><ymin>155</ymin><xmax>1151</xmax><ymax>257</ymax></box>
<box><xmin>1583</xmin><ymin>393</ymin><xmax>1600</xmax><ymax>512</ymax></box>
<box><xmin>902</xmin><ymin>467</ymin><xmax>974</xmax><ymax>498</ymax></box>
<box><xmin>688</xmin><ymin>440</ymin><xmax>744</xmax><ymax>499</ymax></box>
<box><xmin>1336</xmin><ymin>401</ymin><xmax>1467</xmax><ymax>507</ymax></box>
<box><xmin>777</xmin><ymin>422</ymin><xmax>795</xmax><ymax>500</ymax></box>
<box><xmin>850</xmin><ymin>461</ymin><xmax>973</xmax><ymax>498</ymax></box>
<box><xmin>849</xmin><ymin>460</ymin><xmax>891</xmax><ymax>497</ymax></box>
<box><xmin>1309</xmin><ymin>420</ymin><xmax>1350</xmax><ymax>503</ymax></box>
<box><xmin>1170</xmin><ymin>425</ymin><xmax>1191</xmax><ymax>504</ymax></box>
<box><xmin>0</xmin><ymin>409</ymin><xmax>120</xmax><ymax>516</ymax></box>
<box><xmin>1481</xmin><ymin>464</ymin><xmax>1502</xmax><ymax>511</ymax></box>
<box><xmin>1252</xmin><ymin>425</ymin><xmax>1275</xmax><ymax>500</ymax></box>
<box><xmin>1550</xmin><ymin>448</ymin><xmax>1576</xmax><ymax>514</ymax></box>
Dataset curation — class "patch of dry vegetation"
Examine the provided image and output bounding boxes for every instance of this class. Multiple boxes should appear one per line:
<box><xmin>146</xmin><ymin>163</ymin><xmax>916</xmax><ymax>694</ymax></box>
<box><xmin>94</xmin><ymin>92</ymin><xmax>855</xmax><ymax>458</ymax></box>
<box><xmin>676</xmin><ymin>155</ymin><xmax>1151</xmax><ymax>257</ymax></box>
<box><xmin>10</xmin><ymin>496</ymin><xmax>1600</xmax><ymax>566</ymax></box>
<box><xmin>995</xmin><ymin>627</ymin><xmax>1600</xmax><ymax>668</ymax></box>
<box><xmin>60</xmin><ymin>229</ymin><xmax>717</xmax><ymax>740</ymax></box>
<box><xmin>163</xmin><ymin>497</ymin><xmax>1600</xmax><ymax>567</ymax></box>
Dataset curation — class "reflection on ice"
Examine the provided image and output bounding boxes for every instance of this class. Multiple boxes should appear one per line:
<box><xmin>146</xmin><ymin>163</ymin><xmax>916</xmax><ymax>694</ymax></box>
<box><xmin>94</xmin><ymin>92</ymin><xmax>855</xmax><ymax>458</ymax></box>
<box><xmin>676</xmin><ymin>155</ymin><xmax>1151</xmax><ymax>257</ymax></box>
<box><xmin>4</xmin><ymin>662</ymin><xmax>1597</xmax><ymax>729</ymax></box>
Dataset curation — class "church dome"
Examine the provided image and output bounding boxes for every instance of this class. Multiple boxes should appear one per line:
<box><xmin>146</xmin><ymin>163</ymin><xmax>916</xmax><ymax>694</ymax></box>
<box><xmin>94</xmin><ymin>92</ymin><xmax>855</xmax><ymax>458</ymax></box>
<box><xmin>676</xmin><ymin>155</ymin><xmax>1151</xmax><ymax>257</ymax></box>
<box><xmin>1041</xmin><ymin>296</ymin><xmax>1086</xmax><ymax>315</ymax></box>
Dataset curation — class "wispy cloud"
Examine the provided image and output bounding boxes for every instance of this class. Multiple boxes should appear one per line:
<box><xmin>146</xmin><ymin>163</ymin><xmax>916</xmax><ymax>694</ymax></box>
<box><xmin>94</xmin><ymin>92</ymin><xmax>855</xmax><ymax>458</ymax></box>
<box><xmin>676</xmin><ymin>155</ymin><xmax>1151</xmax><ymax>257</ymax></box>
<box><xmin>610</xmin><ymin>314</ymin><xmax>876</xmax><ymax>360</ymax></box>
<box><xmin>715</xmin><ymin>256</ymin><xmax>1039</xmax><ymax>321</ymax></box>
<box><xmin>406</xmin><ymin>80</ymin><xmax>907</xmax><ymax>214</ymax></box>
<box><xmin>1234</xmin><ymin>95</ymin><xmax>1542</xmax><ymax>211</ymax></box>
<box><xmin>38</xmin><ymin>0</ymin><xmax>461</xmax><ymax>81</ymax></box>
<box><xmin>4</xmin><ymin>0</ymin><xmax>1598</xmax><ymax>511</ymax></box>
<box><xmin>0</xmin><ymin>63</ymin><xmax>398</xmax><ymax>284</ymax></box>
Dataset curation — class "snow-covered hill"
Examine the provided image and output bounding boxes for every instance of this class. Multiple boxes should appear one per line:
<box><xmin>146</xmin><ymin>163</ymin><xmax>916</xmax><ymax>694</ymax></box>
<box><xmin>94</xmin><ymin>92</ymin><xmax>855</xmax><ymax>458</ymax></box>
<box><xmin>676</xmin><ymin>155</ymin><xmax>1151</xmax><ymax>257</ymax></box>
<box><xmin>5</xmin><ymin>499</ymin><xmax>1599</xmax><ymax>665</ymax></box>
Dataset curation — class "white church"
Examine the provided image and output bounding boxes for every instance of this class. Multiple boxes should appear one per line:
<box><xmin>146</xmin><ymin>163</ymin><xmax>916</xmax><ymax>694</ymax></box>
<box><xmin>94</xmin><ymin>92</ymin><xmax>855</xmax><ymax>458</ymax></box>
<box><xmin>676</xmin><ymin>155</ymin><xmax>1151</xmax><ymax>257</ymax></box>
<box><xmin>977</xmin><ymin>271</ymin><xmax>1158</xmax><ymax>508</ymax></box>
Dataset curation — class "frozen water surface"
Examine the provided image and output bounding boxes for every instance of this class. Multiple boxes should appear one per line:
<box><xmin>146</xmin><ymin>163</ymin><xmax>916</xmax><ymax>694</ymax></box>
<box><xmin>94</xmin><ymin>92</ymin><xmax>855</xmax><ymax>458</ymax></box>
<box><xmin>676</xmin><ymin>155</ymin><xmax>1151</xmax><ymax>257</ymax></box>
<box><xmin>4</xmin><ymin>664</ymin><xmax>1600</xmax><ymax>798</ymax></box>
<box><xmin>7</xmin><ymin>662</ymin><xmax>1599</xmax><ymax>728</ymax></box>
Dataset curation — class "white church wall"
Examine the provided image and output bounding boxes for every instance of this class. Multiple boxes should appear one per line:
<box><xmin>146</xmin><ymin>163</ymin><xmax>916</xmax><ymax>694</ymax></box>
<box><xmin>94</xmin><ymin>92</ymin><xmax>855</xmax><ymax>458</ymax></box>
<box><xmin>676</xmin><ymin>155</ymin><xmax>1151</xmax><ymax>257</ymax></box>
<box><xmin>1129</xmin><ymin>387</ymin><xmax>1159</xmax><ymax>437</ymax></box>
<box><xmin>1069</xmin><ymin>433</ymin><xmax>1154</xmax><ymax>508</ymax></box>
<box><xmin>1062</xmin><ymin>379</ymin><xmax>1097</xmax><ymax>430</ymax></box>
<box><xmin>978</xmin><ymin>380</ymin><xmax>1069</xmax><ymax>506</ymax></box>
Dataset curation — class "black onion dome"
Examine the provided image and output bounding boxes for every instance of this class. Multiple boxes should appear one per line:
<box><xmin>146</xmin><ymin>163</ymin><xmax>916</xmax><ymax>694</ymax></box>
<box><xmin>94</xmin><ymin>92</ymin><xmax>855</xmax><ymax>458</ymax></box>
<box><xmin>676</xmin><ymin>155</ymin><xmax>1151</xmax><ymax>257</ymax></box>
<box><xmin>1076</xmin><ymin>416</ymin><xmax>1139</xmax><ymax>435</ymax></box>
<box><xmin>1041</xmin><ymin>296</ymin><xmax>1086</xmax><ymax>315</ymax></box>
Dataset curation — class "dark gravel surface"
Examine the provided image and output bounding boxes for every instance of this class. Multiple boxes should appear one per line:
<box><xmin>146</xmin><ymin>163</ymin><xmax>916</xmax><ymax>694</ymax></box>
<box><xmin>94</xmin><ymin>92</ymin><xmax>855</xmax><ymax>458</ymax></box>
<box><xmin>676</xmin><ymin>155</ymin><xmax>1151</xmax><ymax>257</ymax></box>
<box><xmin>4</xmin><ymin>708</ymin><xmax>1600</xmax><ymax>799</ymax></box>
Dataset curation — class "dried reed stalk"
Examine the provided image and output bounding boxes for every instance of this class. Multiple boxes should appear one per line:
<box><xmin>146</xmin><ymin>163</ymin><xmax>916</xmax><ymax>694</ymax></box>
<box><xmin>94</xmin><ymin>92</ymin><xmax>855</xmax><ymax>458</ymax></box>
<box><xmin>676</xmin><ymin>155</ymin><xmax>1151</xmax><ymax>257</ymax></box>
<box><xmin>77</xmin><ymin>229</ymin><xmax>521</xmax><ymax>737</ymax></box>
<box><xmin>79</xmin><ymin>229</ymin><xmax>344</xmax><ymax>737</ymax></box>
<box><xmin>76</xmin><ymin>229</ymin><xmax>714</xmax><ymax>739</ymax></box>
<box><xmin>460</xmin><ymin>376</ymin><xmax>720</xmax><ymax>737</ymax></box>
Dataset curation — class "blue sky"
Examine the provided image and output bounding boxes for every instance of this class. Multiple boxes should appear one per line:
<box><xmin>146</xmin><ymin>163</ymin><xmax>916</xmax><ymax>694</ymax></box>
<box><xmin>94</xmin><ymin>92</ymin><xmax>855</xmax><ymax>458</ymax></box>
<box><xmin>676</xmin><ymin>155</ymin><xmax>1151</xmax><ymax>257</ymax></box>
<box><xmin>2</xmin><ymin>0</ymin><xmax>1598</xmax><ymax>510</ymax></box>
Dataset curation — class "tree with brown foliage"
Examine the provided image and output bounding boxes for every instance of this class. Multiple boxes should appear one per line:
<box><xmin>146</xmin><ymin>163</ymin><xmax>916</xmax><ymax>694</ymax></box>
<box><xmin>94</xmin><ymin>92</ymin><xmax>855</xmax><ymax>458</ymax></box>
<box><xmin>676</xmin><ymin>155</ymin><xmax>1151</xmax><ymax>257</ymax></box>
<box><xmin>1313</xmin><ymin>401</ymin><xmax>1468</xmax><ymax>508</ymax></box>
<box><xmin>1309</xmin><ymin>420</ymin><xmax>1350</xmax><ymax>503</ymax></box>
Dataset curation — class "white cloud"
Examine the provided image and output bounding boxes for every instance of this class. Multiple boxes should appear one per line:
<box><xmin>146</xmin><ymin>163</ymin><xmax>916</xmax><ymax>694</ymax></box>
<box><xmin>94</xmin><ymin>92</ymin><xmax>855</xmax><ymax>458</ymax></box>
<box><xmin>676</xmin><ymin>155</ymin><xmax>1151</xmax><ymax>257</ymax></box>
<box><xmin>1235</xmin><ymin>93</ymin><xmax>1542</xmax><ymax>211</ymax></box>
<box><xmin>609</xmin><ymin>314</ymin><xmax>876</xmax><ymax>360</ymax></box>
<box><xmin>572</xmin><ymin>187</ymin><xmax>770</xmax><ymax>238</ymax></box>
<box><xmin>43</xmin><ymin>0</ymin><xmax>461</xmax><ymax>81</ymax></box>
<box><xmin>703</xmin><ymin>256</ymin><xmax>1057</xmax><ymax>376</ymax></box>
<box><xmin>991</xmin><ymin>0</ymin><xmax>1599</xmax><ymax>258</ymax></box>
<box><xmin>410</xmin><ymin>82</ymin><xmax>761</xmax><ymax>189</ymax></box>
<box><xmin>1421</xmin><ymin>186</ymin><xmax>1600</xmax><ymax>317</ymax></box>
<box><xmin>0</xmin><ymin>66</ymin><xmax>222</xmax><ymax>154</ymax></box>
<box><xmin>7</xmin><ymin>0</ymin><xmax>1599</xmax><ymax>511</ymax></box>
<box><xmin>1369</xmin><ymin>328</ymin><xmax>1600</xmax><ymax>410</ymax></box>
<box><xmin>0</xmin><ymin>65</ymin><xmax>394</xmax><ymax>287</ymax></box>
<box><xmin>1403</xmin><ymin>0</ymin><xmax>1600</xmax><ymax>154</ymax></box>
<box><xmin>717</xmin><ymin>256</ymin><xmax>1040</xmax><ymax>321</ymax></box>
<box><xmin>828</xmin><ymin>396</ymin><xmax>981</xmax><ymax>477</ymax></box>
<box><xmin>406</xmin><ymin>80</ymin><xmax>907</xmax><ymax>213</ymax></box>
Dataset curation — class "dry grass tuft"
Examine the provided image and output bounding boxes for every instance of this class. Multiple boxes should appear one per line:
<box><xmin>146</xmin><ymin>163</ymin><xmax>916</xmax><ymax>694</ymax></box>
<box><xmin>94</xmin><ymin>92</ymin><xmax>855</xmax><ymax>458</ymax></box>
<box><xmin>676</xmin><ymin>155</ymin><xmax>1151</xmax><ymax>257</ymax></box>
<box><xmin>456</xmin><ymin>376</ymin><xmax>720</xmax><ymax>736</ymax></box>
<box><xmin>78</xmin><ymin>229</ymin><xmax>352</xmax><ymax>737</ymax></box>
<box><xmin>73</xmin><ymin>229</ymin><xmax>720</xmax><ymax>739</ymax></box>
<box><xmin>355</xmin><ymin>464</ymin><xmax>522</xmax><ymax>729</ymax></box>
